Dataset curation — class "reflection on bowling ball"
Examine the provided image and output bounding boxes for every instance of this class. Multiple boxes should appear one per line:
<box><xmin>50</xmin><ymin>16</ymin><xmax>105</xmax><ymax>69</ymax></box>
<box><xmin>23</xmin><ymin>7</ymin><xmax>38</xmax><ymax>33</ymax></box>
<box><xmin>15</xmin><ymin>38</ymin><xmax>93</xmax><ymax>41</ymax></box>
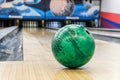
<box><xmin>50</xmin><ymin>0</ymin><xmax>74</xmax><ymax>16</ymax></box>
<box><xmin>51</xmin><ymin>24</ymin><xmax>95</xmax><ymax>68</ymax></box>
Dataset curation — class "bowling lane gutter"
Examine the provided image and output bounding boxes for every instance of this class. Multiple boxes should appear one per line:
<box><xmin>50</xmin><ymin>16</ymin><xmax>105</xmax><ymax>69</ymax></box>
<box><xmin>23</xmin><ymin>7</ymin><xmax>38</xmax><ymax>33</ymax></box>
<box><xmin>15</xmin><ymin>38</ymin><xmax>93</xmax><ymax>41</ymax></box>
<box><xmin>90</xmin><ymin>31</ymin><xmax>120</xmax><ymax>44</ymax></box>
<box><xmin>48</xmin><ymin>27</ymin><xmax>120</xmax><ymax>43</ymax></box>
<box><xmin>0</xmin><ymin>26</ymin><xmax>18</xmax><ymax>40</ymax></box>
<box><xmin>91</xmin><ymin>32</ymin><xmax>120</xmax><ymax>39</ymax></box>
<box><xmin>87</xmin><ymin>28</ymin><xmax>120</xmax><ymax>43</ymax></box>
<box><xmin>48</xmin><ymin>27</ymin><xmax>120</xmax><ymax>38</ymax></box>
<box><xmin>87</xmin><ymin>28</ymin><xmax>120</xmax><ymax>32</ymax></box>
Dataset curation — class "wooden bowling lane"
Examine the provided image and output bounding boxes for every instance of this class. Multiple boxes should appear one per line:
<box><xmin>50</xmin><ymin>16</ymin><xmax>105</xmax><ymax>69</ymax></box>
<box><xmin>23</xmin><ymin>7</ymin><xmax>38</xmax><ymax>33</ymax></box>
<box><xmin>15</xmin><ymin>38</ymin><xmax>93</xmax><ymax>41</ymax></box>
<box><xmin>0</xmin><ymin>28</ymin><xmax>119</xmax><ymax>80</ymax></box>
<box><xmin>23</xmin><ymin>28</ymin><xmax>120</xmax><ymax>80</ymax></box>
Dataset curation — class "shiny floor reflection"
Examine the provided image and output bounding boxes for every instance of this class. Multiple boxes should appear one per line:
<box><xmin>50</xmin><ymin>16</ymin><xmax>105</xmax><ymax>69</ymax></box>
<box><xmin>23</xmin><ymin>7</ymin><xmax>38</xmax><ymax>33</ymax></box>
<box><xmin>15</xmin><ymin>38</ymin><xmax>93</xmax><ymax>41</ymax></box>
<box><xmin>50</xmin><ymin>68</ymin><xmax>92</xmax><ymax>80</ymax></box>
<box><xmin>23</xmin><ymin>28</ymin><xmax>120</xmax><ymax>80</ymax></box>
<box><xmin>0</xmin><ymin>28</ymin><xmax>119</xmax><ymax>80</ymax></box>
<box><xmin>0</xmin><ymin>27</ymin><xmax>23</xmax><ymax>61</ymax></box>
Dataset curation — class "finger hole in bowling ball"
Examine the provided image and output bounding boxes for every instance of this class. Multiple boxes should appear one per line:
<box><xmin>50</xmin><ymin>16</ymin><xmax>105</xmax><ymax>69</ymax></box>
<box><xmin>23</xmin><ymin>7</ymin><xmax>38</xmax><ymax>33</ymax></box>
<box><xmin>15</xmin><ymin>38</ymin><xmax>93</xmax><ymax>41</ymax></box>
<box><xmin>86</xmin><ymin>30</ymin><xmax>90</xmax><ymax>35</ymax></box>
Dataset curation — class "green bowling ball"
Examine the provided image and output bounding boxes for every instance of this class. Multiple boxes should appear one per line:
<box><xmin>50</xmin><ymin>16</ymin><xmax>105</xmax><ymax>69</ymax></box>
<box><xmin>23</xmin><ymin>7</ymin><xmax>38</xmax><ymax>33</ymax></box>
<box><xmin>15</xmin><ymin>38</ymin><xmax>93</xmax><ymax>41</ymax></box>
<box><xmin>51</xmin><ymin>24</ymin><xmax>95</xmax><ymax>68</ymax></box>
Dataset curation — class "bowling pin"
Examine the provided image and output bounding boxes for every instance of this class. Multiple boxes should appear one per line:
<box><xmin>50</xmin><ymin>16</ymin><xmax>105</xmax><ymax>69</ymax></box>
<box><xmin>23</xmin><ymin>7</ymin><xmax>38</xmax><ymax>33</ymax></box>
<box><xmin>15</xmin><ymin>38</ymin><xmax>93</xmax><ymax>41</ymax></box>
<box><xmin>80</xmin><ymin>22</ymin><xmax>82</xmax><ymax>26</ymax></box>
<box><xmin>73</xmin><ymin>21</ymin><xmax>75</xmax><ymax>24</ymax></box>
<box><xmin>30</xmin><ymin>21</ymin><xmax>32</xmax><ymax>28</ymax></box>
<box><xmin>50</xmin><ymin>21</ymin><xmax>51</xmax><ymax>28</ymax></box>
<box><xmin>56</xmin><ymin>21</ymin><xmax>57</xmax><ymax>28</ymax></box>
<box><xmin>28</xmin><ymin>21</ymin><xmax>30</xmax><ymax>28</ymax></box>
<box><xmin>76</xmin><ymin>21</ymin><xmax>78</xmax><ymax>24</ymax></box>
<box><xmin>50</xmin><ymin>21</ymin><xmax>53</xmax><ymax>28</ymax></box>
<box><xmin>76</xmin><ymin>22</ymin><xmax>78</xmax><ymax>25</ymax></box>
<box><xmin>26</xmin><ymin>21</ymin><xmax>27</xmax><ymax>28</ymax></box>
<box><xmin>48</xmin><ymin>21</ymin><xmax>50</xmax><ymax>28</ymax></box>
<box><xmin>74</xmin><ymin>21</ymin><xmax>76</xmax><ymax>24</ymax></box>
<box><xmin>34</xmin><ymin>21</ymin><xmax>35</xmax><ymax>28</ymax></box>
<box><xmin>22</xmin><ymin>21</ymin><xmax>24</xmax><ymax>28</ymax></box>
<box><xmin>36</xmin><ymin>21</ymin><xmax>38</xmax><ymax>28</ymax></box>
<box><xmin>35</xmin><ymin>21</ymin><xmax>37</xmax><ymax>28</ymax></box>
<box><xmin>24</xmin><ymin>21</ymin><xmax>26</xmax><ymax>28</ymax></box>
<box><xmin>26</xmin><ymin>21</ymin><xmax>28</xmax><ymax>28</ymax></box>
<box><xmin>31</xmin><ymin>21</ymin><xmax>33</xmax><ymax>28</ymax></box>
<box><xmin>59</xmin><ymin>22</ymin><xmax>61</xmax><ymax>28</ymax></box>
<box><xmin>29</xmin><ymin>21</ymin><xmax>31</xmax><ymax>28</ymax></box>
<box><xmin>49</xmin><ymin>21</ymin><xmax>50</xmax><ymax>28</ymax></box>
<box><xmin>47</xmin><ymin>21</ymin><xmax>49</xmax><ymax>28</ymax></box>
<box><xmin>50</xmin><ymin>21</ymin><xmax>52</xmax><ymax>28</ymax></box>
<box><xmin>54</xmin><ymin>21</ymin><xmax>55</xmax><ymax>28</ymax></box>
<box><xmin>72</xmin><ymin>21</ymin><xmax>73</xmax><ymax>24</ymax></box>
<box><xmin>53</xmin><ymin>21</ymin><xmax>55</xmax><ymax>28</ymax></box>
<box><xmin>46</xmin><ymin>21</ymin><xmax>48</xmax><ymax>28</ymax></box>
<box><xmin>27</xmin><ymin>21</ymin><xmax>29</xmax><ymax>28</ymax></box>
<box><xmin>52</xmin><ymin>22</ymin><xmax>54</xmax><ymax>28</ymax></box>
<box><xmin>32</xmin><ymin>21</ymin><xmax>33</xmax><ymax>28</ymax></box>
<box><xmin>23</xmin><ymin>21</ymin><xmax>25</xmax><ymax>28</ymax></box>
<box><xmin>46</xmin><ymin>21</ymin><xmax>47</xmax><ymax>28</ymax></box>
<box><xmin>75</xmin><ymin>21</ymin><xmax>77</xmax><ymax>24</ymax></box>
<box><xmin>32</xmin><ymin>21</ymin><xmax>34</xmax><ymax>28</ymax></box>
<box><xmin>27</xmin><ymin>21</ymin><xmax>28</xmax><ymax>28</ymax></box>
<box><xmin>55</xmin><ymin>21</ymin><xmax>58</xmax><ymax>28</ymax></box>
<box><xmin>55</xmin><ymin>21</ymin><xmax>57</xmax><ymax>28</ymax></box>
<box><xmin>80</xmin><ymin>22</ymin><xmax>82</xmax><ymax>25</ymax></box>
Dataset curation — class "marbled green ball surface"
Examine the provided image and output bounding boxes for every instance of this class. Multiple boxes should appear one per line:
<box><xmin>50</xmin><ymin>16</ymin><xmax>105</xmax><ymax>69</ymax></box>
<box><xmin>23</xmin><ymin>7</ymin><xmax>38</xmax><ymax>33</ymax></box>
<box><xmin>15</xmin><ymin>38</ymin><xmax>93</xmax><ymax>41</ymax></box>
<box><xmin>51</xmin><ymin>24</ymin><xmax>95</xmax><ymax>68</ymax></box>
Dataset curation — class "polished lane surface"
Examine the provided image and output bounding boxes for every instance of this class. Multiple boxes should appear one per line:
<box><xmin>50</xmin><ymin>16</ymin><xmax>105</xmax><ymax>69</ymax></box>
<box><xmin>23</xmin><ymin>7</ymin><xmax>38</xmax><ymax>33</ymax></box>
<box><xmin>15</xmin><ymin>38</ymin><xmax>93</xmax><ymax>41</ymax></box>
<box><xmin>0</xmin><ymin>28</ymin><xmax>119</xmax><ymax>80</ymax></box>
